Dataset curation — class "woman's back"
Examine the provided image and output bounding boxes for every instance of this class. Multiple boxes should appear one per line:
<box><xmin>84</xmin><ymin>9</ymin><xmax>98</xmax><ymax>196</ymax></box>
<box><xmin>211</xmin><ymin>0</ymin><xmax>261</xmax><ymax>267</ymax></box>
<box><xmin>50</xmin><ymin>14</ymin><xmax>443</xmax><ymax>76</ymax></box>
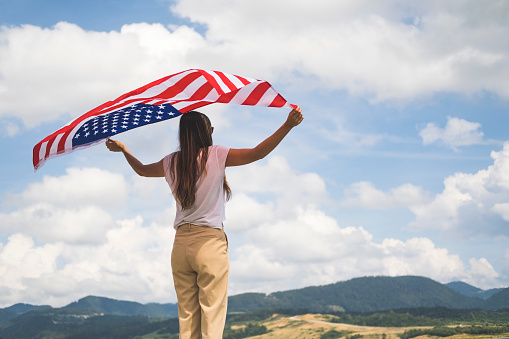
<box><xmin>164</xmin><ymin>145</ymin><xmax>230</xmax><ymax>229</ymax></box>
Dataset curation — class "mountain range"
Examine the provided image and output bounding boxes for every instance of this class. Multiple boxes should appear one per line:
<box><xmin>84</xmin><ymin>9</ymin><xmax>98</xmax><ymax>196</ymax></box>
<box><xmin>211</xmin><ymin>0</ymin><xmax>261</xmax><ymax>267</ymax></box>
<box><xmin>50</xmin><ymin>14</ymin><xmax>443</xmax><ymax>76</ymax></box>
<box><xmin>228</xmin><ymin>276</ymin><xmax>508</xmax><ymax>313</ymax></box>
<box><xmin>1</xmin><ymin>275</ymin><xmax>507</xmax><ymax>329</ymax></box>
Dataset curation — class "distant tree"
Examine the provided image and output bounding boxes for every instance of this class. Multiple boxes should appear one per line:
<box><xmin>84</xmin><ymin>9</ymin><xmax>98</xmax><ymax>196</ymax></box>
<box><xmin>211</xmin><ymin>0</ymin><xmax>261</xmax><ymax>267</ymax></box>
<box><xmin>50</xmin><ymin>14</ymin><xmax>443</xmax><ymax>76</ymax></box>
<box><xmin>320</xmin><ymin>329</ymin><xmax>351</xmax><ymax>339</ymax></box>
<box><xmin>223</xmin><ymin>323</ymin><xmax>268</xmax><ymax>339</ymax></box>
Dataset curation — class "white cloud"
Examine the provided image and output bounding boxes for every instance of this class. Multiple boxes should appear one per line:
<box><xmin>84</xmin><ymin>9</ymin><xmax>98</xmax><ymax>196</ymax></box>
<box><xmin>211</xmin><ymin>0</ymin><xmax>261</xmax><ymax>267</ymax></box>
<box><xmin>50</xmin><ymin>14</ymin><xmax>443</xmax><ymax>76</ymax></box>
<box><xmin>342</xmin><ymin>181</ymin><xmax>430</xmax><ymax>209</ymax></box>
<box><xmin>0</xmin><ymin>154</ymin><xmax>505</xmax><ymax>306</ymax></box>
<box><xmin>380</xmin><ymin>237</ymin><xmax>465</xmax><ymax>279</ymax></box>
<box><xmin>419</xmin><ymin>117</ymin><xmax>484</xmax><ymax>149</ymax></box>
<box><xmin>0</xmin><ymin>22</ymin><xmax>206</xmax><ymax>127</ymax></box>
<box><xmin>410</xmin><ymin>142</ymin><xmax>509</xmax><ymax>235</ymax></box>
<box><xmin>225</xmin><ymin>193</ymin><xmax>275</xmax><ymax>232</ymax></box>
<box><xmin>0</xmin><ymin>215</ymin><xmax>175</xmax><ymax>308</ymax></box>
<box><xmin>0</xmin><ymin>167</ymin><xmax>133</xmax><ymax>245</ymax></box>
<box><xmin>229</xmin><ymin>205</ymin><xmax>493</xmax><ymax>295</ymax></box>
<box><xmin>0</xmin><ymin>120</ymin><xmax>20</xmax><ymax>136</ymax></box>
<box><xmin>0</xmin><ymin>234</ymin><xmax>62</xmax><ymax>290</ymax></box>
<box><xmin>491</xmin><ymin>203</ymin><xmax>509</xmax><ymax>221</ymax></box>
<box><xmin>341</xmin><ymin>142</ymin><xmax>509</xmax><ymax>238</ymax></box>
<box><xmin>227</xmin><ymin>156</ymin><xmax>327</xmax><ymax>206</ymax></box>
<box><xmin>2</xmin><ymin>1</ymin><xmax>509</xmax><ymax>129</ymax></box>
<box><xmin>465</xmin><ymin>257</ymin><xmax>500</xmax><ymax>289</ymax></box>
<box><xmin>319</xmin><ymin>115</ymin><xmax>389</xmax><ymax>149</ymax></box>
<box><xmin>17</xmin><ymin>167</ymin><xmax>129</xmax><ymax>207</ymax></box>
<box><xmin>172</xmin><ymin>0</ymin><xmax>509</xmax><ymax>100</ymax></box>
<box><xmin>0</xmin><ymin>162</ymin><xmax>177</xmax><ymax>307</ymax></box>
<box><xmin>0</xmin><ymin>203</ymin><xmax>115</xmax><ymax>245</ymax></box>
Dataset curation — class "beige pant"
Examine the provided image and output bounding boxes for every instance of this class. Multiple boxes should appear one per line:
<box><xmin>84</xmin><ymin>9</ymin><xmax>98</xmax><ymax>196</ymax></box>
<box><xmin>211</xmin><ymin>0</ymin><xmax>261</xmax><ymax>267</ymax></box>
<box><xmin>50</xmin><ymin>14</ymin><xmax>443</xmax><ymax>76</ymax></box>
<box><xmin>171</xmin><ymin>224</ymin><xmax>229</xmax><ymax>339</ymax></box>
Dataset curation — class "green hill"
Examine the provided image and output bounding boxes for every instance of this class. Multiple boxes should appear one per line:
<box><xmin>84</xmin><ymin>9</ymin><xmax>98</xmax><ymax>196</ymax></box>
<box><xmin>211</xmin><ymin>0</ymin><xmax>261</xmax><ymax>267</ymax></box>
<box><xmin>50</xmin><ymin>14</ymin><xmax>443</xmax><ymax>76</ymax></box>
<box><xmin>1</xmin><ymin>276</ymin><xmax>508</xmax><ymax>338</ymax></box>
<box><xmin>0</xmin><ymin>304</ymin><xmax>51</xmax><ymax>325</ymax></box>
<box><xmin>64</xmin><ymin>296</ymin><xmax>178</xmax><ymax>318</ymax></box>
<box><xmin>0</xmin><ymin>309</ymin><xmax>16</xmax><ymax>325</ymax></box>
<box><xmin>446</xmin><ymin>281</ymin><xmax>504</xmax><ymax>300</ymax></box>
<box><xmin>482</xmin><ymin>287</ymin><xmax>509</xmax><ymax>310</ymax></box>
<box><xmin>228</xmin><ymin>276</ymin><xmax>484</xmax><ymax>313</ymax></box>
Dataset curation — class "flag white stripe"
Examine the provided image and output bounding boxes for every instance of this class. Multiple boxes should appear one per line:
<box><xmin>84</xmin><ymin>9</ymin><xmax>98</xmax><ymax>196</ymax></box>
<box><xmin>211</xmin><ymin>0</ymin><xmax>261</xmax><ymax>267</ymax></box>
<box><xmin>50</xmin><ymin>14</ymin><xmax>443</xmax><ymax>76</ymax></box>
<box><xmin>236</xmin><ymin>74</ymin><xmax>257</xmax><ymax>84</ymax></box>
<box><xmin>209</xmin><ymin>71</ymin><xmax>232</xmax><ymax>94</ymax></box>
<box><xmin>173</xmin><ymin>100</ymin><xmax>209</xmax><ymax>111</ymax></box>
<box><xmin>256</xmin><ymin>87</ymin><xmax>279</xmax><ymax>106</ymax></box>
<box><xmin>175</xmin><ymin>76</ymin><xmax>210</xmax><ymax>99</ymax></box>
<box><xmin>115</xmin><ymin>69</ymin><xmax>195</xmax><ymax>105</ymax></box>
<box><xmin>223</xmin><ymin>73</ymin><xmax>246</xmax><ymax>89</ymax></box>
<box><xmin>49</xmin><ymin>134</ymin><xmax>64</xmax><ymax>156</ymax></box>
<box><xmin>228</xmin><ymin>83</ymin><xmax>260</xmax><ymax>105</ymax></box>
<box><xmin>39</xmin><ymin>141</ymin><xmax>48</xmax><ymax>162</ymax></box>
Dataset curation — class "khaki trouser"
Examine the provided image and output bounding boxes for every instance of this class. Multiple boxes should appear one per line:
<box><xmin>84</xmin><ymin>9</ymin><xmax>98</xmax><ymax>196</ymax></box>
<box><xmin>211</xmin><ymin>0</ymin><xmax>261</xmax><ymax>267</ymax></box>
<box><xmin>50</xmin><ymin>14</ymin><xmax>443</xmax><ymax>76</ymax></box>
<box><xmin>171</xmin><ymin>224</ymin><xmax>229</xmax><ymax>339</ymax></box>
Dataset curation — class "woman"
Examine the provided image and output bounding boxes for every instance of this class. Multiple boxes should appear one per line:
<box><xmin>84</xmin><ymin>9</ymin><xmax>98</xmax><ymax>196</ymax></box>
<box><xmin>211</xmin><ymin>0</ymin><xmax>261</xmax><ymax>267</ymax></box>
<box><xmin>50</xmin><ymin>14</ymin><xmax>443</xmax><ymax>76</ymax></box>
<box><xmin>106</xmin><ymin>106</ymin><xmax>303</xmax><ymax>338</ymax></box>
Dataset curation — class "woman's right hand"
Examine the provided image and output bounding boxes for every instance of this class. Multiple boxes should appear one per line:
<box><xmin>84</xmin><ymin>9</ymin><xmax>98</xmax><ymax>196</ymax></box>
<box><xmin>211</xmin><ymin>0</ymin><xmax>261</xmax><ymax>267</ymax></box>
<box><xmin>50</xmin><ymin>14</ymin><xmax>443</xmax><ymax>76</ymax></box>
<box><xmin>226</xmin><ymin>106</ymin><xmax>304</xmax><ymax>167</ymax></box>
<box><xmin>106</xmin><ymin>138</ymin><xmax>125</xmax><ymax>153</ymax></box>
<box><xmin>284</xmin><ymin>106</ymin><xmax>304</xmax><ymax>128</ymax></box>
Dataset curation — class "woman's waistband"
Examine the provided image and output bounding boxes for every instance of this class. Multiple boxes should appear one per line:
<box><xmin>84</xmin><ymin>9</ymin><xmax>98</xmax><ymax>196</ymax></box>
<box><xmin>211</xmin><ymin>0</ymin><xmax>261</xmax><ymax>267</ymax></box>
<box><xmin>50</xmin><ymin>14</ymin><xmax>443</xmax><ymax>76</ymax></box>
<box><xmin>176</xmin><ymin>223</ymin><xmax>224</xmax><ymax>231</ymax></box>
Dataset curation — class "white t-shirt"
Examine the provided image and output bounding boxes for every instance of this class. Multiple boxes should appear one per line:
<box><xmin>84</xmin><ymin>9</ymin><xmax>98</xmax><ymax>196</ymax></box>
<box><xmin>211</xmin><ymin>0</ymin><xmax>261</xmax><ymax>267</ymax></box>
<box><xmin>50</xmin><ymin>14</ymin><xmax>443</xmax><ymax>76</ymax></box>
<box><xmin>163</xmin><ymin>145</ymin><xmax>230</xmax><ymax>229</ymax></box>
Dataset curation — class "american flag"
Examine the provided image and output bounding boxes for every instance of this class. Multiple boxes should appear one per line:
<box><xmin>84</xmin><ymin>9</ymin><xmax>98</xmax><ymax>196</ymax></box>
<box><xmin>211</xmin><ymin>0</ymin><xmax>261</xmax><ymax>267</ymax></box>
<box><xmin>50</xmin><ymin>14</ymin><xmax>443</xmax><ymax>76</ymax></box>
<box><xmin>33</xmin><ymin>69</ymin><xmax>296</xmax><ymax>171</ymax></box>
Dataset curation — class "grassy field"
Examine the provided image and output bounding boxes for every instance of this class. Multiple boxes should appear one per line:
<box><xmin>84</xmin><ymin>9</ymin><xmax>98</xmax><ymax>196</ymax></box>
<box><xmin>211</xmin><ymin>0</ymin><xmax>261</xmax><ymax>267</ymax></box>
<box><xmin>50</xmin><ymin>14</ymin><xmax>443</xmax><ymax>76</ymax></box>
<box><xmin>236</xmin><ymin>313</ymin><xmax>509</xmax><ymax>339</ymax></box>
<box><xmin>134</xmin><ymin>311</ymin><xmax>509</xmax><ymax>339</ymax></box>
<box><xmin>240</xmin><ymin>313</ymin><xmax>428</xmax><ymax>339</ymax></box>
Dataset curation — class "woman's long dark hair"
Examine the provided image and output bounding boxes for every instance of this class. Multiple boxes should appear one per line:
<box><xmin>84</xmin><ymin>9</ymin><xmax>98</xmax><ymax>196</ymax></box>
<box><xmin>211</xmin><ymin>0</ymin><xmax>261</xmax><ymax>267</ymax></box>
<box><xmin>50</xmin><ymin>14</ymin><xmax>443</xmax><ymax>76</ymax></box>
<box><xmin>169</xmin><ymin>111</ymin><xmax>231</xmax><ymax>210</ymax></box>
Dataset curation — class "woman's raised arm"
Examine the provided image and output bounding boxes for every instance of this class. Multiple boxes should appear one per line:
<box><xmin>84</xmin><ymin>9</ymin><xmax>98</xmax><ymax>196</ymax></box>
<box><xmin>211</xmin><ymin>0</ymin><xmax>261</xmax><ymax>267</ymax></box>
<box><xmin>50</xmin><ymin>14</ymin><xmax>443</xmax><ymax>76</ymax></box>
<box><xmin>225</xmin><ymin>106</ymin><xmax>303</xmax><ymax>167</ymax></box>
<box><xmin>106</xmin><ymin>138</ymin><xmax>165</xmax><ymax>177</ymax></box>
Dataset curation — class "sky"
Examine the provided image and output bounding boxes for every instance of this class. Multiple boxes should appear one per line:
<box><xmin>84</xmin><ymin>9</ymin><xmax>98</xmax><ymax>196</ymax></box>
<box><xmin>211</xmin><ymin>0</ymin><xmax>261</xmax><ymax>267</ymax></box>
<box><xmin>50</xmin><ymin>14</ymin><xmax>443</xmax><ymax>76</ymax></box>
<box><xmin>0</xmin><ymin>0</ymin><xmax>508</xmax><ymax>308</ymax></box>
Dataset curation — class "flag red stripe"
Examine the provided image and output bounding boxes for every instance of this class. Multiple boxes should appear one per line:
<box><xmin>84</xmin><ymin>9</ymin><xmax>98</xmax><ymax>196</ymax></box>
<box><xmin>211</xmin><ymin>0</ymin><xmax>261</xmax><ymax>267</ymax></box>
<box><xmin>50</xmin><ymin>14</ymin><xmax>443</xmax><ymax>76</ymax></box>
<box><xmin>215</xmin><ymin>71</ymin><xmax>238</xmax><ymax>93</ymax></box>
<box><xmin>45</xmin><ymin>138</ymin><xmax>57</xmax><ymax>158</ymax></box>
<box><xmin>178</xmin><ymin>101</ymin><xmax>210</xmax><ymax>113</ymax></box>
<box><xmin>242</xmin><ymin>82</ymin><xmax>271</xmax><ymax>106</ymax></box>
<box><xmin>154</xmin><ymin>71</ymin><xmax>203</xmax><ymax>100</ymax></box>
<box><xmin>216</xmin><ymin>89</ymin><xmax>239</xmax><ymax>104</ymax></box>
<box><xmin>33</xmin><ymin>143</ymin><xmax>41</xmax><ymax>169</ymax></box>
<box><xmin>235</xmin><ymin>75</ymin><xmax>253</xmax><ymax>86</ymax></box>
<box><xmin>269</xmin><ymin>94</ymin><xmax>289</xmax><ymax>107</ymax></box>
<box><xmin>197</xmin><ymin>70</ymin><xmax>224</xmax><ymax>95</ymax></box>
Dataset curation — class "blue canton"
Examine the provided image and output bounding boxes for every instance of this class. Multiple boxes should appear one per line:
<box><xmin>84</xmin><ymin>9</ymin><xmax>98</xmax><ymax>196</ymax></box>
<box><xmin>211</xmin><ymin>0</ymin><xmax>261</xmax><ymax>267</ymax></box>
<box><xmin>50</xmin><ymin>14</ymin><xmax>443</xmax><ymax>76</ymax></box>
<box><xmin>72</xmin><ymin>103</ymin><xmax>182</xmax><ymax>147</ymax></box>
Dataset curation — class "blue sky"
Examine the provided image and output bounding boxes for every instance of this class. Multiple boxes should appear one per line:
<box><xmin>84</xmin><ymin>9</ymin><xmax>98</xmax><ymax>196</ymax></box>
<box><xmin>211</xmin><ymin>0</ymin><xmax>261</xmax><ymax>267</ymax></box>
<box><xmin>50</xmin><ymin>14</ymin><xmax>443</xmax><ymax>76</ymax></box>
<box><xmin>0</xmin><ymin>0</ymin><xmax>508</xmax><ymax>307</ymax></box>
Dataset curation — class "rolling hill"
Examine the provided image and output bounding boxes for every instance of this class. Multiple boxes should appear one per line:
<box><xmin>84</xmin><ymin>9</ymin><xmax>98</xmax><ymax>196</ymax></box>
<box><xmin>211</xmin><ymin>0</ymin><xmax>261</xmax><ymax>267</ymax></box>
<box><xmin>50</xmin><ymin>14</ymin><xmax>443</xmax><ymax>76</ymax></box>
<box><xmin>482</xmin><ymin>287</ymin><xmax>509</xmax><ymax>310</ymax></box>
<box><xmin>1</xmin><ymin>275</ymin><xmax>508</xmax><ymax>331</ymax></box>
<box><xmin>228</xmin><ymin>276</ymin><xmax>485</xmax><ymax>313</ymax></box>
<box><xmin>446</xmin><ymin>281</ymin><xmax>504</xmax><ymax>300</ymax></box>
<box><xmin>64</xmin><ymin>296</ymin><xmax>178</xmax><ymax>318</ymax></box>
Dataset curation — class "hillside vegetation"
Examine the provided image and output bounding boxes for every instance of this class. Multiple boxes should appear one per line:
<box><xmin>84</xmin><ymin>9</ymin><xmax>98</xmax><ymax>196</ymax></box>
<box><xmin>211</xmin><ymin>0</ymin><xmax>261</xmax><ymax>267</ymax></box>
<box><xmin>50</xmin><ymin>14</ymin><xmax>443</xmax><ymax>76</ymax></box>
<box><xmin>1</xmin><ymin>307</ymin><xmax>508</xmax><ymax>339</ymax></box>
<box><xmin>1</xmin><ymin>275</ymin><xmax>508</xmax><ymax>338</ymax></box>
<box><xmin>228</xmin><ymin>276</ymin><xmax>507</xmax><ymax>313</ymax></box>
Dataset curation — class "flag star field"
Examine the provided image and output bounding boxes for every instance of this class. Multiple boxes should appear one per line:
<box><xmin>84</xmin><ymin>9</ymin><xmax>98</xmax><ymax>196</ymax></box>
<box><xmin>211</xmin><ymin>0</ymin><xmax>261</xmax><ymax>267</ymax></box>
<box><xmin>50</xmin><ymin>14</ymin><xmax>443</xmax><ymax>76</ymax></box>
<box><xmin>73</xmin><ymin>104</ymin><xmax>181</xmax><ymax>147</ymax></box>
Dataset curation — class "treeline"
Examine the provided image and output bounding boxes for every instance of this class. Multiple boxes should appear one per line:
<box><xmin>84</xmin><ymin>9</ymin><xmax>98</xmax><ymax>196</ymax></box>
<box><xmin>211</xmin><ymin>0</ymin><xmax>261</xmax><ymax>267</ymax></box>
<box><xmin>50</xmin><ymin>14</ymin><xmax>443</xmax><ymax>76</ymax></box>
<box><xmin>399</xmin><ymin>325</ymin><xmax>509</xmax><ymax>339</ymax></box>
<box><xmin>227</xmin><ymin>307</ymin><xmax>309</xmax><ymax>323</ymax></box>
<box><xmin>320</xmin><ymin>329</ymin><xmax>362</xmax><ymax>339</ymax></box>
<box><xmin>328</xmin><ymin>307</ymin><xmax>509</xmax><ymax>327</ymax></box>
<box><xmin>0</xmin><ymin>313</ymin><xmax>180</xmax><ymax>339</ymax></box>
<box><xmin>223</xmin><ymin>324</ymin><xmax>268</xmax><ymax>339</ymax></box>
<box><xmin>226</xmin><ymin>307</ymin><xmax>509</xmax><ymax>330</ymax></box>
<box><xmin>223</xmin><ymin>308</ymin><xmax>307</xmax><ymax>339</ymax></box>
